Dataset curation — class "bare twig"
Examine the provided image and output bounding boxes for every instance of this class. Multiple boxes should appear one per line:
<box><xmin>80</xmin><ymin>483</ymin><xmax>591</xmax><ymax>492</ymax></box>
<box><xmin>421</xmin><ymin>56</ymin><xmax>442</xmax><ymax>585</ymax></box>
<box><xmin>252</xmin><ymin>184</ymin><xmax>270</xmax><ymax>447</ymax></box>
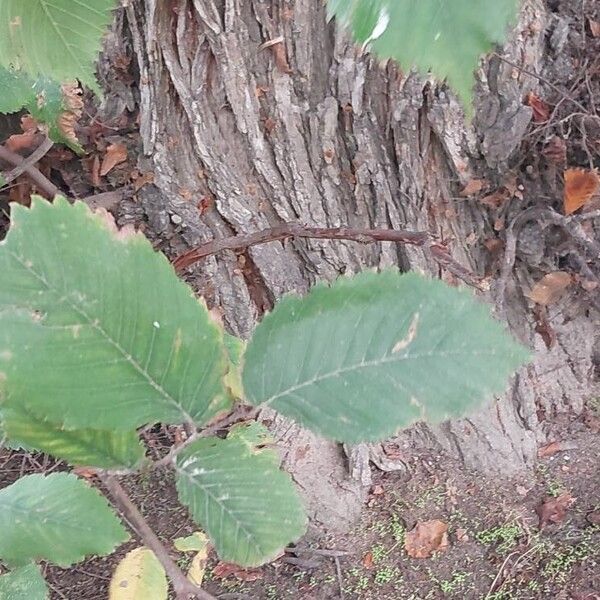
<box><xmin>0</xmin><ymin>138</ymin><xmax>59</xmax><ymax>198</ymax></box>
<box><xmin>173</xmin><ymin>224</ymin><xmax>483</xmax><ymax>289</ymax></box>
<box><xmin>285</xmin><ymin>547</ymin><xmax>350</xmax><ymax>557</ymax></box>
<box><xmin>492</xmin><ymin>53</ymin><xmax>590</xmax><ymax>114</ymax></box>
<box><xmin>334</xmin><ymin>555</ymin><xmax>345</xmax><ymax>600</ymax></box>
<box><xmin>152</xmin><ymin>405</ymin><xmax>258</xmax><ymax>469</ymax></box>
<box><xmin>98</xmin><ymin>473</ymin><xmax>216</xmax><ymax>600</ymax></box>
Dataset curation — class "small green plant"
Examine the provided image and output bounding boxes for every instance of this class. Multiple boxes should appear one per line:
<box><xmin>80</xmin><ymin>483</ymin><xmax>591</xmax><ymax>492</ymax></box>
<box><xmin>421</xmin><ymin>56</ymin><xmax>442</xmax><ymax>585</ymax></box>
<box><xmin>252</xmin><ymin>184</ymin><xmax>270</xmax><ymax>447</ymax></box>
<box><xmin>370</xmin><ymin>544</ymin><xmax>388</xmax><ymax>564</ymax></box>
<box><xmin>390</xmin><ymin>514</ymin><xmax>406</xmax><ymax>545</ymax></box>
<box><xmin>436</xmin><ymin>570</ymin><xmax>469</xmax><ymax>595</ymax></box>
<box><xmin>542</xmin><ymin>538</ymin><xmax>595</xmax><ymax>582</ymax></box>
<box><xmin>374</xmin><ymin>566</ymin><xmax>400</xmax><ymax>586</ymax></box>
<box><xmin>476</xmin><ymin>522</ymin><xmax>523</xmax><ymax>553</ymax></box>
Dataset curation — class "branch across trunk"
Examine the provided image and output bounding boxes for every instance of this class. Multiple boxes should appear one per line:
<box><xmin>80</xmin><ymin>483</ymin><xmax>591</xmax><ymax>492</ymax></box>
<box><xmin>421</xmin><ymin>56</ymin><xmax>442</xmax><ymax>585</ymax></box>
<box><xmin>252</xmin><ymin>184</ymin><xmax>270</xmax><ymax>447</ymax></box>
<box><xmin>112</xmin><ymin>0</ymin><xmax>598</xmax><ymax>534</ymax></box>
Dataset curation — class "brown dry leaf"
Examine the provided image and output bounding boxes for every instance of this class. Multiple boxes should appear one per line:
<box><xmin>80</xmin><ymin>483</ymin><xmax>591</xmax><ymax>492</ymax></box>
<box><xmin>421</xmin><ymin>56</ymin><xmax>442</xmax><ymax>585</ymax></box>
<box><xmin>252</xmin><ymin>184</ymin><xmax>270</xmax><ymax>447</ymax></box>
<box><xmin>212</xmin><ymin>562</ymin><xmax>263</xmax><ymax>582</ymax></box>
<box><xmin>543</xmin><ymin>136</ymin><xmax>567</xmax><ymax>165</ymax></box>
<box><xmin>371</xmin><ymin>484</ymin><xmax>385</xmax><ymax>496</ymax></box>
<box><xmin>528</xmin><ymin>271</ymin><xmax>572</xmax><ymax>306</ymax></box>
<box><xmin>563</xmin><ymin>168</ymin><xmax>599</xmax><ymax>215</ymax></box>
<box><xmin>100</xmin><ymin>143</ymin><xmax>128</xmax><ymax>176</ymax></box>
<box><xmin>588</xmin><ymin>18</ymin><xmax>600</xmax><ymax>37</ymax></box>
<box><xmin>132</xmin><ymin>170</ymin><xmax>155</xmax><ymax>191</ymax></box>
<box><xmin>5</xmin><ymin>132</ymin><xmax>38</xmax><ymax>152</ymax></box>
<box><xmin>57</xmin><ymin>83</ymin><xmax>84</xmax><ymax>147</ymax></box>
<box><xmin>480</xmin><ymin>189</ymin><xmax>510</xmax><ymax>209</ymax></box>
<box><xmin>454</xmin><ymin>528</ymin><xmax>469</xmax><ymax>542</ymax></box>
<box><xmin>536</xmin><ymin>492</ymin><xmax>575</xmax><ymax>529</ymax></box>
<box><xmin>537</xmin><ymin>441</ymin><xmax>562</xmax><ymax>458</ymax></box>
<box><xmin>404</xmin><ymin>520</ymin><xmax>449</xmax><ymax>558</ymax></box>
<box><xmin>362</xmin><ymin>552</ymin><xmax>375</xmax><ymax>569</ymax></box>
<box><xmin>526</xmin><ymin>91</ymin><xmax>550</xmax><ymax>123</ymax></box>
<box><xmin>460</xmin><ymin>178</ymin><xmax>487</xmax><ymax>197</ymax></box>
<box><xmin>72</xmin><ymin>466</ymin><xmax>98</xmax><ymax>478</ymax></box>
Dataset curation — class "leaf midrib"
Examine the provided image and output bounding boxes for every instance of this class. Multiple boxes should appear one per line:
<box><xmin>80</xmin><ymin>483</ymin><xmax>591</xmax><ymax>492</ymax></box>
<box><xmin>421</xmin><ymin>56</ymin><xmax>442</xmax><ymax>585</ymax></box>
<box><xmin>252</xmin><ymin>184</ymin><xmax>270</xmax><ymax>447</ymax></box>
<box><xmin>8</xmin><ymin>249</ymin><xmax>193</xmax><ymax>424</ymax></box>
<box><xmin>260</xmin><ymin>347</ymin><xmax>506</xmax><ymax>406</ymax></box>
<box><xmin>177</xmin><ymin>460</ymin><xmax>267</xmax><ymax>564</ymax></box>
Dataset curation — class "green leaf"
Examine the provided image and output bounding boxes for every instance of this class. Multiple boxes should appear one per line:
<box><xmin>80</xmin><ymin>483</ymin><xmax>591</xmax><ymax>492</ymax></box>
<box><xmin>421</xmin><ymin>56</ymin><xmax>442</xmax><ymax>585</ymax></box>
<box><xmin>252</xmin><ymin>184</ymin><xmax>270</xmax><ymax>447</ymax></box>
<box><xmin>0</xmin><ymin>197</ymin><xmax>230</xmax><ymax>431</ymax></box>
<box><xmin>173</xmin><ymin>531</ymin><xmax>209</xmax><ymax>553</ymax></box>
<box><xmin>1</xmin><ymin>401</ymin><xmax>146</xmax><ymax>469</ymax></box>
<box><xmin>0</xmin><ymin>0</ymin><xmax>116</xmax><ymax>92</ymax></box>
<box><xmin>328</xmin><ymin>0</ymin><xmax>518</xmax><ymax>111</ymax></box>
<box><xmin>175</xmin><ymin>424</ymin><xmax>306</xmax><ymax>567</ymax></box>
<box><xmin>0</xmin><ymin>472</ymin><xmax>129</xmax><ymax>567</ymax></box>
<box><xmin>109</xmin><ymin>547</ymin><xmax>167</xmax><ymax>600</ymax></box>
<box><xmin>0</xmin><ymin>564</ymin><xmax>48</xmax><ymax>600</ymax></box>
<box><xmin>0</xmin><ymin>67</ymin><xmax>84</xmax><ymax>153</ymax></box>
<box><xmin>242</xmin><ymin>271</ymin><xmax>530</xmax><ymax>444</ymax></box>
<box><xmin>0</xmin><ymin>66</ymin><xmax>36</xmax><ymax>114</ymax></box>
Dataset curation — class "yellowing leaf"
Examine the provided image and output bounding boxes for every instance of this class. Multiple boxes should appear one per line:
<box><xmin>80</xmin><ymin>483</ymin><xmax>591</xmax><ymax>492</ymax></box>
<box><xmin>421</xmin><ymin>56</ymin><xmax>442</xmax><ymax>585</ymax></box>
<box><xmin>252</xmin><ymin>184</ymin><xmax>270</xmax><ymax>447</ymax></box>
<box><xmin>187</xmin><ymin>544</ymin><xmax>209</xmax><ymax>587</ymax></box>
<box><xmin>174</xmin><ymin>531</ymin><xmax>209</xmax><ymax>553</ymax></box>
<box><xmin>109</xmin><ymin>547</ymin><xmax>167</xmax><ymax>600</ymax></box>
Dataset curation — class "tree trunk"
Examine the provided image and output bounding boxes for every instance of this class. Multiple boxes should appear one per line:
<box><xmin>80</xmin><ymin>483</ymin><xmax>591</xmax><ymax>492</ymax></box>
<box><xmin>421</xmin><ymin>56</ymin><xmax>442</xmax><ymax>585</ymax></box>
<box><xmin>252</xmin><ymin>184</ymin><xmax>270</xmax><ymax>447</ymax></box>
<box><xmin>103</xmin><ymin>0</ymin><xmax>599</xmax><ymax>533</ymax></box>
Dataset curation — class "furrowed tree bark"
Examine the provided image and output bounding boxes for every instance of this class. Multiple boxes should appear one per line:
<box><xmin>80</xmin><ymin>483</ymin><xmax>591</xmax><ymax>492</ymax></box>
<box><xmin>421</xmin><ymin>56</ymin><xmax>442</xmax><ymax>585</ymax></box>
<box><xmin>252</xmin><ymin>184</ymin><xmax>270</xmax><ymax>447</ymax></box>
<box><xmin>100</xmin><ymin>0</ymin><xmax>599</xmax><ymax>533</ymax></box>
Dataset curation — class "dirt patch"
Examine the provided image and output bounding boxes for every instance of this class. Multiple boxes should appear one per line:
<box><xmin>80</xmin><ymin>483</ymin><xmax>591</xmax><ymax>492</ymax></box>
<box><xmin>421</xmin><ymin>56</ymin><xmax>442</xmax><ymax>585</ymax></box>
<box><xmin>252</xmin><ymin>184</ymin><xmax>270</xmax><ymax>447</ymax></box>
<box><xmin>2</xmin><ymin>417</ymin><xmax>597</xmax><ymax>599</ymax></box>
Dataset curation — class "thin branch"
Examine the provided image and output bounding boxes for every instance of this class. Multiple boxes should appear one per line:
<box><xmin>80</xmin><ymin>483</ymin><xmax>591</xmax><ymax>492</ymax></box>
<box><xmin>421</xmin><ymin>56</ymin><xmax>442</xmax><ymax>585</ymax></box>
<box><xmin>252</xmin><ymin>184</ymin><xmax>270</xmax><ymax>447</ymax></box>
<box><xmin>173</xmin><ymin>224</ymin><xmax>483</xmax><ymax>289</ymax></box>
<box><xmin>153</xmin><ymin>405</ymin><xmax>258</xmax><ymax>469</ymax></box>
<box><xmin>98</xmin><ymin>473</ymin><xmax>216</xmax><ymax>600</ymax></box>
<box><xmin>0</xmin><ymin>138</ymin><xmax>59</xmax><ymax>198</ymax></box>
<box><xmin>492</xmin><ymin>52</ymin><xmax>590</xmax><ymax>115</ymax></box>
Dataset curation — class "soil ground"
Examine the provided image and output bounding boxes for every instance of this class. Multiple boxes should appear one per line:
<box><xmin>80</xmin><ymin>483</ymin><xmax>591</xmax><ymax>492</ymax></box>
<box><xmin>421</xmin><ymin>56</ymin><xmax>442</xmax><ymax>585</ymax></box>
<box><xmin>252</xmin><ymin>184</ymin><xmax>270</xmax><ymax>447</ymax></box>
<box><xmin>0</xmin><ymin>0</ymin><xmax>599</xmax><ymax>599</ymax></box>
<box><xmin>1</xmin><ymin>413</ymin><xmax>599</xmax><ymax>599</ymax></box>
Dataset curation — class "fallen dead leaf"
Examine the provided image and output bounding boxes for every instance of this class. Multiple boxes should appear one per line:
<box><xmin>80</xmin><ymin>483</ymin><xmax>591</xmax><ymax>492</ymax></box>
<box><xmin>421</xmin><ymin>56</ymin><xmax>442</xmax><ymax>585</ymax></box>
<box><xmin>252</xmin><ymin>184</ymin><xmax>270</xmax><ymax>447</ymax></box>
<box><xmin>371</xmin><ymin>484</ymin><xmax>385</xmax><ymax>496</ymax></box>
<box><xmin>454</xmin><ymin>528</ymin><xmax>469</xmax><ymax>542</ymax></box>
<box><xmin>528</xmin><ymin>271</ymin><xmax>572</xmax><ymax>306</ymax></box>
<box><xmin>543</xmin><ymin>136</ymin><xmax>567</xmax><ymax>165</ymax></box>
<box><xmin>132</xmin><ymin>170</ymin><xmax>155</xmax><ymax>191</ymax></box>
<box><xmin>480</xmin><ymin>189</ymin><xmax>510</xmax><ymax>209</ymax></box>
<box><xmin>538</xmin><ymin>441</ymin><xmax>562</xmax><ymax>458</ymax></box>
<box><xmin>588</xmin><ymin>18</ymin><xmax>600</xmax><ymax>37</ymax></box>
<box><xmin>5</xmin><ymin>132</ymin><xmax>39</xmax><ymax>152</ymax></box>
<box><xmin>536</xmin><ymin>491</ymin><xmax>575</xmax><ymax>529</ymax></box>
<box><xmin>72</xmin><ymin>466</ymin><xmax>98</xmax><ymax>478</ymax></box>
<box><xmin>460</xmin><ymin>178</ymin><xmax>487</xmax><ymax>197</ymax></box>
<box><xmin>362</xmin><ymin>551</ymin><xmax>374</xmax><ymax>569</ymax></box>
<box><xmin>564</xmin><ymin>168</ymin><xmax>599</xmax><ymax>215</ymax></box>
<box><xmin>100</xmin><ymin>143</ymin><xmax>128</xmax><ymax>176</ymax></box>
<box><xmin>404</xmin><ymin>520</ymin><xmax>449</xmax><ymax>558</ymax></box>
<box><xmin>212</xmin><ymin>562</ymin><xmax>263</xmax><ymax>582</ymax></box>
<box><xmin>526</xmin><ymin>91</ymin><xmax>551</xmax><ymax>123</ymax></box>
